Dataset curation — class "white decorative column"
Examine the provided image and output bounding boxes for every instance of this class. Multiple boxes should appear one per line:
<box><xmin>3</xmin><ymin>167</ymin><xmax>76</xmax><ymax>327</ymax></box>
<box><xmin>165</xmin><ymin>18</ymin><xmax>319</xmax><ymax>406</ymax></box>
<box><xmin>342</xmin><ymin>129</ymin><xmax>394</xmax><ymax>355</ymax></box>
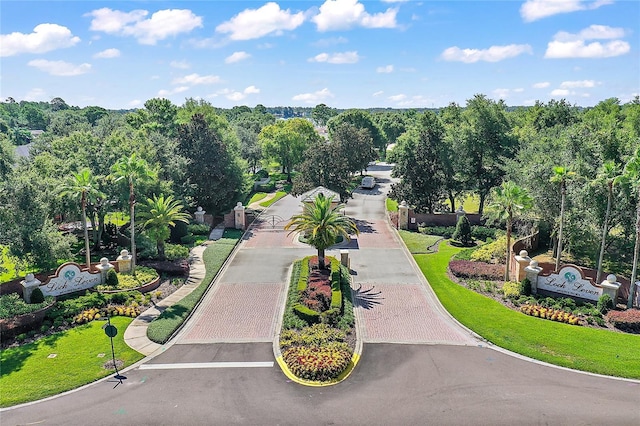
<box><xmin>514</xmin><ymin>250</ymin><xmax>532</xmax><ymax>282</ymax></box>
<box><xmin>21</xmin><ymin>273</ymin><xmax>42</xmax><ymax>303</ymax></box>
<box><xmin>524</xmin><ymin>260</ymin><xmax>543</xmax><ymax>294</ymax></box>
<box><xmin>194</xmin><ymin>206</ymin><xmax>205</xmax><ymax>224</ymax></box>
<box><xmin>600</xmin><ymin>274</ymin><xmax>621</xmax><ymax>303</ymax></box>
<box><xmin>234</xmin><ymin>202</ymin><xmax>245</xmax><ymax>230</ymax></box>
<box><xmin>96</xmin><ymin>257</ymin><xmax>114</xmax><ymax>284</ymax></box>
<box><xmin>398</xmin><ymin>201</ymin><xmax>409</xmax><ymax>230</ymax></box>
<box><xmin>116</xmin><ymin>249</ymin><xmax>132</xmax><ymax>273</ymax></box>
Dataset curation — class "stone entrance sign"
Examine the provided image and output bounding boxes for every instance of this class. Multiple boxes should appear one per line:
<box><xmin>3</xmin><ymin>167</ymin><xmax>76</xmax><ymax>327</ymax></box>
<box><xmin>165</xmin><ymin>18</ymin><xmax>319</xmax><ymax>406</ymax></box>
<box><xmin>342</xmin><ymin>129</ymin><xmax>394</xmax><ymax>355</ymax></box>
<box><xmin>40</xmin><ymin>263</ymin><xmax>102</xmax><ymax>297</ymax></box>
<box><xmin>537</xmin><ymin>265</ymin><xmax>602</xmax><ymax>301</ymax></box>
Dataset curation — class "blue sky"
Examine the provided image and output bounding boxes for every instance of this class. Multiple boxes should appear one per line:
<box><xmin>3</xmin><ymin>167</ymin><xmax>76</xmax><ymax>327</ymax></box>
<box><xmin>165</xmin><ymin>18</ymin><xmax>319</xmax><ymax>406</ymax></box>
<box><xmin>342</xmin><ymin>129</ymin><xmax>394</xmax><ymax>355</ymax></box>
<box><xmin>1</xmin><ymin>0</ymin><xmax>638</xmax><ymax>109</ymax></box>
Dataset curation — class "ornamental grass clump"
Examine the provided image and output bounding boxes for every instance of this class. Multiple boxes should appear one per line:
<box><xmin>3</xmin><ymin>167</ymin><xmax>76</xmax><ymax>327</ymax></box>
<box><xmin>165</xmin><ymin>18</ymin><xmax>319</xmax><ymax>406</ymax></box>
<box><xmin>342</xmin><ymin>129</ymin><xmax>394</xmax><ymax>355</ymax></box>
<box><xmin>520</xmin><ymin>304</ymin><xmax>580</xmax><ymax>325</ymax></box>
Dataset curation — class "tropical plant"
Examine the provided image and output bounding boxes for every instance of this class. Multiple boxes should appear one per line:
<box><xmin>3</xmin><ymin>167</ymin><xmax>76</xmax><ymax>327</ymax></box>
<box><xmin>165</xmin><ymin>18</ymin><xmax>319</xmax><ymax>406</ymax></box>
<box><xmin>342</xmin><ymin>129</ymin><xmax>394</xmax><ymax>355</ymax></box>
<box><xmin>285</xmin><ymin>194</ymin><xmax>358</xmax><ymax>269</ymax></box>
<box><xmin>595</xmin><ymin>161</ymin><xmax>621</xmax><ymax>282</ymax></box>
<box><xmin>615</xmin><ymin>148</ymin><xmax>640</xmax><ymax>308</ymax></box>
<box><xmin>59</xmin><ymin>168</ymin><xmax>104</xmax><ymax>270</ymax></box>
<box><xmin>111</xmin><ymin>154</ymin><xmax>157</xmax><ymax>273</ymax></box>
<box><xmin>550</xmin><ymin>166</ymin><xmax>576</xmax><ymax>272</ymax></box>
<box><xmin>138</xmin><ymin>194</ymin><xmax>191</xmax><ymax>260</ymax></box>
<box><xmin>486</xmin><ymin>181</ymin><xmax>533</xmax><ymax>280</ymax></box>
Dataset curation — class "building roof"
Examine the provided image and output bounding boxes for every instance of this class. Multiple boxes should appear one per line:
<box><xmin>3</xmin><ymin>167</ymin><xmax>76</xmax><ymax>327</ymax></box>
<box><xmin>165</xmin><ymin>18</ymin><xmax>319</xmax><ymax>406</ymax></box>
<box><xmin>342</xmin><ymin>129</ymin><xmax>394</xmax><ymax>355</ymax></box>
<box><xmin>300</xmin><ymin>186</ymin><xmax>340</xmax><ymax>203</ymax></box>
<box><xmin>15</xmin><ymin>142</ymin><xmax>33</xmax><ymax>158</ymax></box>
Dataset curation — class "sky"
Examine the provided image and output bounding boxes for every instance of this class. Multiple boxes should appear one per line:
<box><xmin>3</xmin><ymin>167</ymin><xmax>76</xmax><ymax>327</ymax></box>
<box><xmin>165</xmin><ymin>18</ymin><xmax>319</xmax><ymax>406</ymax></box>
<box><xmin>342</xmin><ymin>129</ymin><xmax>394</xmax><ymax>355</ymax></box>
<box><xmin>0</xmin><ymin>0</ymin><xmax>638</xmax><ymax>110</ymax></box>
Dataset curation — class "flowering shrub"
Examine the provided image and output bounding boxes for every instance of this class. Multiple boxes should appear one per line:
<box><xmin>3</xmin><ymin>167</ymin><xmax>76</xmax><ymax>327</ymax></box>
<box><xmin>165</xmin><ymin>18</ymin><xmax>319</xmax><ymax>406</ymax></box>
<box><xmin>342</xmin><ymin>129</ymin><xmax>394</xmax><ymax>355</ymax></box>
<box><xmin>606</xmin><ymin>309</ymin><xmax>640</xmax><ymax>333</ymax></box>
<box><xmin>501</xmin><ymin>281</ymin><xmax>522</xmax><ymax>299</ymax></box>
<box><xmin>449</xmin><ymin>260</ymin><xmax>504</xmax><ymax>281</ymax></box>
<box><xmin>520</xmin><ymin>304</ymin><xmax>580</xmax><ymax>325</ymax></box>
<box><xmin>282</xmin><ymin>342</ymin><xmax>352</xmax><ymax>381</ymax></box>
<box><xmin>73</xmin><ymin>305</ymin><xmax>141</xmax><ymax>324</ymax></box>
<box><xmin>470</xmin><ymin>235</ymin><xmax>507</xmax><ymax>263</ymax></box>
<box><xmin>280</xmin><ymin>323</ymin><xmax>346</xmax><ymax>349</ymax></box>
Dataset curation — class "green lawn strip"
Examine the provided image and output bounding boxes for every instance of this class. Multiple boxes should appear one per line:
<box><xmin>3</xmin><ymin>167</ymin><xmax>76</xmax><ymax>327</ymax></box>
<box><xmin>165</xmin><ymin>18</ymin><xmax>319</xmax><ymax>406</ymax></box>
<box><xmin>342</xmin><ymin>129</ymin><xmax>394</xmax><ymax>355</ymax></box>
<box><xmin>248</xmin><ymin>192</ymin><xmax>268</xmax><ymax>205</ymax></box>
<box><xmin>412</xmin><ymin>241</ymin><xmax>640</xmax><ymax>379</ymax></box>
<box><xmin>0</xmin><ymin>316</ymin><xmax>142</xmax><ymax>407</ymax></box>
<box><xmin>386</xmin><ymin>198</ymin><xmax>398</xmax><ymax>212</ymax></box>
<box><xmin>398</xmin><ymin>230</ymin><xmax>442</xmax><ymax>254</ymax></box>
<box><xmin>146</xmin><ymin>230</ymin><xmax>242</xmax><ymax>344</ymax></box>
<box><xmin>260</xmin><ymin>191</ymin><xmax>287</xmax><ymax>207</ymax></box>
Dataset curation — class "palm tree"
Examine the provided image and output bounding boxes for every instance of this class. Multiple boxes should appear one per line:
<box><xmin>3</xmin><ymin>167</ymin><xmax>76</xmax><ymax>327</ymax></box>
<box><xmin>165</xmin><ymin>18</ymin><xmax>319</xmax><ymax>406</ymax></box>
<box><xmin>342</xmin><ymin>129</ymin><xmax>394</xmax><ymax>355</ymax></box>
<box><xmin>59</xmin><ymin>168</ymin><xmax>104</xmax><ymax>271</ymax></box>
<box><xmin>487</xmin><ymin>181</ymin><xmax>533</xmax><ymax>281</ymax></box>
<box><xmin>111</xmin><ymin>154</ymin><xmax>156</xmax><ymax>273</ymax></box>
<box><xmin>595</xmin><ymin>161</ymin><xmax>621</xmax><ymax>283</ymax></box>
<box><xmin>138</xmin><ymin>194</ymin><xmax>191</xmax><ymax>260</ymax></box>
<box><xmin>616</xmin><ymin>149</ymin><xmax>640</xmax><ymax>309</ymax></box>
<box><xmin>550</xmin><ymin>166</ymin><xmax>576</xmax><ymax>272</ymax></box>
<box><xmin>285</xmin><ymin>194</ymin><xmax>358</xmax><ymax>269</ymax></box>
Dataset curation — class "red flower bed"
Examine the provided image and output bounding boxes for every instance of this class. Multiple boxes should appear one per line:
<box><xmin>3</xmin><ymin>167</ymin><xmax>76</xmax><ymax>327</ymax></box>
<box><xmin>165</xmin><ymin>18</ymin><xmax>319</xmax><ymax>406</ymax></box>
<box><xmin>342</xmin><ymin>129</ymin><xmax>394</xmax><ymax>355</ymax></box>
<box><xmin>303</xmin><ymin>268</ymin><xmax>332</xmax><ymax>312</ymax></box>
<box><xmin>449</xmin><ymin>260</ymin><xmax>504</xmax><ymax>281</ymax></box>
<box><xmin>606</xmin><ymin>309</ymin><xmax>640</xmax><ymax>333</ymax></box>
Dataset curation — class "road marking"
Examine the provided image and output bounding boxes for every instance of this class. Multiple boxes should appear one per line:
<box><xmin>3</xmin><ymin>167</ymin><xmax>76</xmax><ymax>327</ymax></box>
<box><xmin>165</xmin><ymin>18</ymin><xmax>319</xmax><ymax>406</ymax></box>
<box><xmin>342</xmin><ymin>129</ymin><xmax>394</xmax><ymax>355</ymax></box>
<box><xmin>139</xmin><ymin>361</ymin><xmax>274</xmax><ymax>370</ymax></box>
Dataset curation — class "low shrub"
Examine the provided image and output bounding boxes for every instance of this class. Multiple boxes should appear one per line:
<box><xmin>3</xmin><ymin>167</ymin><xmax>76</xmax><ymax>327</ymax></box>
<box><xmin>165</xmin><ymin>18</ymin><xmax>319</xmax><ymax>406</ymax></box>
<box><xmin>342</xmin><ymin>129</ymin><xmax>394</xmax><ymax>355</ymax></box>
<box><xmin>452</xmin><ymin>215</ymin><xmax>473</xmax><ymax>246</ymax></box>
<box><xmin>180</xmin><ymin>234</ymin><xmax>197</xmax><ymax>245</ymax></box>
<box><xmin>30</xmin><ymin>287</ymin><xmax>44</xmax><ymax>304</ymax></box>
<box><xmin>282</xmin><ymin>342</ymin><xmax>352</xmax><ymax>382</ymax></box>
<box><xmin>187</xmin><ymin>223</ymin><xmax>210</xmax><ymax>235</ymax></box>
<box><xmin>501</xmin><ymin>281</ymin><xmax>522</xmax><ymax>299</ymax></box>
<box><xmin>420</xmin><ymin>226</ymin><xmax>455</xmax><ymax>238</ymax></box>
<box><xmin>105</xmin><ymin>268</ymin><xmax>118</xmax><ymax>286</ymax></box>
<box><xmin>470</xmin><ymin>235</ymin><xmax>507</xmax><ymax>264</ymax></box>
<box><xmin>164</xmin><ymin>243</ymin><xmax>190</xmax><ymax>261</ymax></box>
<box><xmin>597</xmin><ymin>294</ymin><xmax>614</xmax><ymax>314</ymax></box>
<box><xmin>471</xmin><ymin>226</ymin><xmax>498</xmax><ymax>241</ymax></box>
<box><xmin>292</xmin><ymin>303</ymin><xmax>320</xmax><ymax>324</ymax></box>
<box><xmin>520</xmin><ymin>304</ymin><xmax>581</xmax><ymax>325</ymax></box>
<box><xmin>521</xmin><ymin>278</ymin><xmax>532</xmax><ymax>296</ymax></box>
<box><xmin>606</xmin><ymin>309</ymin><xmax>640</xmax><ymax>333</ymax></box>
<box><xmin>449</xmin><ymin>260</ymin><xmax>504</xmax><ymax>281</ymax></box>
<box><xmin>45</xmin><ymin>291</ymin><xmax>107</xmax><ymax>323</ymax></box>
<box><xmin>279</xmin><ymin>324</ymin><xmax>346</xmax><ymax>349</ymax></box>
<box><xmin>254</xmin><ymin>169</ymin><xmax>269</xmax><ymax>180</ymax></box>
<box><xmin>103</xmin><ymin>266</ymin><xmax>158</xmax><ymax>291</ymax></box>
<box><xmin>0</xmin><ymin>293</ymin><xmax>54</xmax><ymax>319</ymax></box>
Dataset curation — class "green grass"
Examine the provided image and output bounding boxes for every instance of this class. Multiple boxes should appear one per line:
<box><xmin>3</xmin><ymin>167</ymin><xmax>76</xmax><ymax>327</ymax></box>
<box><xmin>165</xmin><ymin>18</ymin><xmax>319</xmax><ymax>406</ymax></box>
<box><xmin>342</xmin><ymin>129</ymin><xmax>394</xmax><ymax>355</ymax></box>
<box><xmin>0</xmin><ymin>316</ymin><xmax>143</xmax><ymax>407</ymax></box>
<box><xmin>398</xmin><ymin>230</ymin><xmax>442</xmax><ymax>254</ymax></box>
<box><xmin>260</xmin><ymin>191</ymin><xmax>287</xmax><ymax>207</ymax></box>
<box><xmin>386</xmin><ymin>198</ymin><xmax>398</xmax><ymax>212</ymax></box>
<box><xmin>104</xmin><ymin>212</ymin><xmax>130</xmax><ymax>227</ymax></box>
<box><xmin>146</xmin><ymin>229</ymin><xmax>242</xmax><ymax>344</ymax></box>
<box><xmin>248</xmin><ymin>192</ymin><xmax>268</xmax><ymax>205</ymax></box>
<box><xmin>444</xmin><ymin>195</ymin><xmax>480</xmax><ymax>213</ymax></box>
<box><xmin>410</xmin><ymin>239</ymin><xmax>640</xmax><ymax>379</ymax></box>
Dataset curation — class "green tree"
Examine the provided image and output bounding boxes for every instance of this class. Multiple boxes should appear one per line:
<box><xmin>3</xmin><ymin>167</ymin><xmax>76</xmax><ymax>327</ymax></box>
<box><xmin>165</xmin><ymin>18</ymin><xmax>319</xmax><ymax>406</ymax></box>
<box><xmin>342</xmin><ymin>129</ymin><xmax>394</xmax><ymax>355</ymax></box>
<box><xmin>285</xmin><ymin>194</ymin><xmax>358</xmax><ymax>269</ymax></box>
<box><xmin>616</xmin><ymin>149</ymin><xmax>640</xmax><ymax>308</ymax></box>
<box><xmin>260</xmin><ymin>118</ymin><xmax>320</xmax><ymax>182</ymax></box>
<box><xmin>332</xmin><ymin>122</ymin><xmax>377</xmax><ymax>175</ymax></box>
<box><xmin>328</xmin><ymin>109</ymin><xmax>385</xmax><ymax>153</ymax></box>
<box><xmin>177</xmin><ymin>113</ymin><xmax>246</xmax><ymax>215</ymax></box>
<box><xmin>111</xmin><ymin>154</ymin><xmax>157</xmax><ymax>273</ymax></box>
<box><xmin>292</xmin><ymin>139</ymin><xmax>351</xmax><ymax>201</ymax></box>
<box><xmin>594</xmin><ymin>161</ymin><xmax>621</xmax><ymax>282</ymax></box>
<box><xmin>550</xmin><ymin>166</ymin><xmax>576</xmax><ymax>272</ymax></box>
<box><xmin>486</xmin><ymin>181</ymin><xmax>533</xmax><ymax>281</ymax></box>
<box><xmin>138</xmin><ymin>194</ymin><xmax>191</xmax><ymax>260</ymax></box>
<box><xmin>311</xmin><ymin>103</ymin><xmax>337</xmax><ymax>127</ymax></box>
<box><xmin>59</xmin><ymin>168</ymin><xmax>104</xmax><ymax>270</ymax></box>
<box><xmin>452</xmin><ymin>215</ymin><xmax>473</xmax><ymax>247</ymax></box>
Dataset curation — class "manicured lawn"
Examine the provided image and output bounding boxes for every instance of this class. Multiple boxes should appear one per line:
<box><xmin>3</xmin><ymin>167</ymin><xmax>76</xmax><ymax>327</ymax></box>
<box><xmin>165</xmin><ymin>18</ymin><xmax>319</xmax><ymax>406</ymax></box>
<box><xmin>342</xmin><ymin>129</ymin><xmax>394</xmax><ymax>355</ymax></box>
<box><xmin>146</xmin><ymin>229</ymin><xmax>242</xmax><ymax>344</ymax></box>
<box><xmin>0</xmin><ymin>316</ymin><xmax>143</xmax><ymax>407</ymax></box>
<box><xmin>260</xmin><ymin>191</ymin><xmax>287</xmax><ymax>207</ymax></box>
<box><xmin>398</xmin><ymin>230</ymin><xmax>441</xmax><ymax>254</ymax></box>
<box><xmin>411</xmin><ymin>240</ymin><xmax>640</xmax><ymax>379</ymax></box>
<box><xmin>104</xmin><ymin>211</ymin><xmax>130</xmax><ymax>227</ymax></box>
<box><xmin>443</xmin><ymin>194</ymin><xmax>481</xmax><ymax>213</ymax></box>
<box><xmin>247</xmin><ymin>192</ymin><xmax>268</xmax><ymax>205</ymax></box>
<box><xmin>386</xmin><ymin>198</ymin><xmax>398</xmax><ymax>212</ymax></box>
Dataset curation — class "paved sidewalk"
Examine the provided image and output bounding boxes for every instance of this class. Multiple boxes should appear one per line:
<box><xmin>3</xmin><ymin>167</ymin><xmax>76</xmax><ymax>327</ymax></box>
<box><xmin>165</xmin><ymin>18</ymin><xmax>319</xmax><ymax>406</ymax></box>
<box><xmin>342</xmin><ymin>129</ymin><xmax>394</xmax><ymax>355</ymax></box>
<box><xmin>123</xmin><ymin>243</ymin><xmax>209</xmax><ymax>356</ymax></box>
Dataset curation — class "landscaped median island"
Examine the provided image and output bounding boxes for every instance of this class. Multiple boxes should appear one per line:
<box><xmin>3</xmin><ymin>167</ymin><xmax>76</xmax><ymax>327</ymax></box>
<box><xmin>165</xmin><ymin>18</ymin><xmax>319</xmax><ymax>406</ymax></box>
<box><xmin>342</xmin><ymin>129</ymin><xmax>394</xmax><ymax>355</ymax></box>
<box><xmin>402</xmin><ymin>233</ymin><xmax>640</xmax><ymax>379</ymax></box>
<box><xmin>146</xmin><ymin>229</ymin><xmax>242</xmax><ymax>344</ymax></box>
<box><xmin>277</xmin><ymin>255</ymin><xmax>358</xmax><ymax>385</ymax></box>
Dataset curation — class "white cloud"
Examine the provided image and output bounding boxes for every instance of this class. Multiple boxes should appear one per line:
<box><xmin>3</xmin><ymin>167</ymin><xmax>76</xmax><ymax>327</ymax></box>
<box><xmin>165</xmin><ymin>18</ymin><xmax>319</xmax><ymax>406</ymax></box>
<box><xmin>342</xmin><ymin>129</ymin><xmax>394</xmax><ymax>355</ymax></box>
<box><xmin>0</xmin><ymin>23</ymin><xmax>80</xmax><ymax>57</ymax></box>
<box><xmin>93</xmin><ymin>48</ymin><xmax>120</xmax><ymax>59</ymax></box>
<box><xmin>24</xmin><ymin>88</ymin><xmax>47</xmax><ymax>101</ymax></box>
<box><xmin>376</xmin><ymin>65</ymin><xmax>394</xmax><ymax>73</ymax></box>
<box><xmin>533</xmin><ymin>81</ymin><xmax>550</xmax><ymax>89</ymax></box>
<box><xmin>170</xmin><ymin>60</ymin><xmax>190</xmax><ymax>69</ymax></box>
<box><xmin>373</xmin><ymin>91</ymin><xmax>384</xmax><ymax>97</ymax></box>
<box><xmin>493</xmin><ymin>88</ymin><xmax>511</xmax><ymax>99</ymax></box>
<box><xmin>309</xmin><ymin>51</ymin><xmax>360</xmax><ymax>64</ymax></box>
<box><xmin>244</xmin><ymin>85</ymin><xmax>260</xmax><ymax>94</ymax></box>
<box><xmin>216</xmin><ymin>2</ymin><xmax>305</xmax><ymax>41</ymax></box>
<box><xmin>388</xmin><ymin>94</ymin><xmax>406</xmax><ymax>101</ymax></box>
<box><xmin>520</xmin><ymin>0</ymin><xmax>613</xmax><ymax>22</ymax></box>
<box><xmin>545</xmin><ymin>25</ymin><xmax>630</xmax><ymax>59</ymax></box>
<box><xmin>213</xmin><ymin>86</ymin><xmax>260</xmax><ymax>102</ymax></box>
<box><xmin>225</xmin><ymin>51</ymin><xmax>251</xmax><ymax>64</ymax></box>
<box><xmin>128</xmin><ymin>99</ymin><xmax>142</xmax><ymax>107</ymax></box>
<box><xmin>28</xmin><ymin>59</ymin><xmax>91</xmax><ymax>76</ymax></box>
<box><xmin>560</xmin><ymin>80</ymin><xmax>599</xmax><ymax>88</ymax></box>
<box><xmin>87</xmin><ymin>8</ymin><xmax>203</xmax><ymax>45</ymax></box>
<box><xmin>292</xmin><ymin>88</ymin><xmax>334</xmax><ymax>103</ymax></box>
<box><xmin>172</xmin><ymin>73</ymin><xmax>222</xmax><ymax>85</ymax></box>
<box><xmin>312</xmin><ymin>0</ymin><xmax>398</xmax><ymax>31</ymax></box>
<box><xmin>441</xmin><ymin>44</ymin><xmax>532</xmax><ymax>63</ymax></box>
<box><xmin>157</xmin><ymin>86</ymin><xmax>189</xmax><ymax>97</ymax></box>
<box><xmin>551</xmin><ymin>89</ymin><xmax>571</xmax><ymax>96</ymax></box>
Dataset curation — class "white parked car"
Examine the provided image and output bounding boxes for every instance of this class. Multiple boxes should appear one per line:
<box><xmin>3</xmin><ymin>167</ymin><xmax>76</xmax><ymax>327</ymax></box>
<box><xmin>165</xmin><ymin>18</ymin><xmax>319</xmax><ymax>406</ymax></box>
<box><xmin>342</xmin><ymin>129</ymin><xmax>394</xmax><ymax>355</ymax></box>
<box><xmin>361</xmin><ymin>176</ymin><xmax>376</xmax><ymax>189</ymax></box>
